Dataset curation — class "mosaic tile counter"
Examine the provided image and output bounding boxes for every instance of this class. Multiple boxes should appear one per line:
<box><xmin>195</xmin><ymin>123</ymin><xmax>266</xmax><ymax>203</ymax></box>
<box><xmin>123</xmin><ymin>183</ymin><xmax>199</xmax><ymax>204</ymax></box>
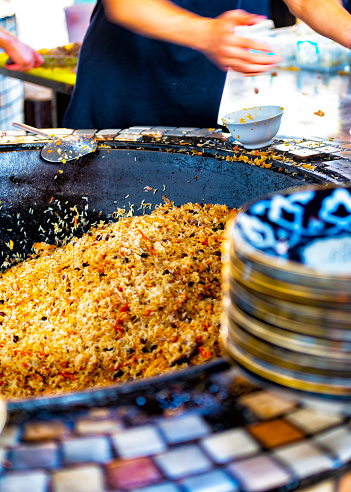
<box><xmin>1</xmin><ymin>366</ymin><xmax>351</xmax><ymax>492</ymax></box>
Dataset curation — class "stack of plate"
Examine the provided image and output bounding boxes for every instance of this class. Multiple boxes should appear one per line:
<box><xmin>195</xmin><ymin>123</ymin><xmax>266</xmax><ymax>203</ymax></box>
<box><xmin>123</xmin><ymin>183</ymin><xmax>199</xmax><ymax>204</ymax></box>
<box><xmin>222</xmin><ymin>185</ymin><xmax>351</xmax><ymax>413</ymax></box>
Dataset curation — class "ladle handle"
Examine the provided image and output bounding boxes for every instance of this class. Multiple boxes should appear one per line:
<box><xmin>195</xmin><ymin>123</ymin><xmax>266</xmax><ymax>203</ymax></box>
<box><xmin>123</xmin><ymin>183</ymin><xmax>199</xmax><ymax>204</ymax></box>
<box><xmin>12</xmin><ymin>122</ymin><xmax>51</xmax><ymax>138</ymax></box>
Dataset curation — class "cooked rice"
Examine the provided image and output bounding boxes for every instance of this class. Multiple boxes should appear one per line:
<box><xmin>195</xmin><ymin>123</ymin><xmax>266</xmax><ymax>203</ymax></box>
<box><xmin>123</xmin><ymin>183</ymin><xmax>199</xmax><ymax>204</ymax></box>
<box><xmin>0</xmin><ymin>202</ymin><xmax>236</xmax><ymax>398</ymax></box>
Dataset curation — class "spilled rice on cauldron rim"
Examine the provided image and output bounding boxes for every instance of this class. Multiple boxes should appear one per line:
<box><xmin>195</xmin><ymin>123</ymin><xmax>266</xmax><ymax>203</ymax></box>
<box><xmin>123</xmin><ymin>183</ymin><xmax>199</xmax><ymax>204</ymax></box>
<box><xmin>0</xmin><ymin>202</ymin><xmax>236</xmax><ymax>398</ymax></box>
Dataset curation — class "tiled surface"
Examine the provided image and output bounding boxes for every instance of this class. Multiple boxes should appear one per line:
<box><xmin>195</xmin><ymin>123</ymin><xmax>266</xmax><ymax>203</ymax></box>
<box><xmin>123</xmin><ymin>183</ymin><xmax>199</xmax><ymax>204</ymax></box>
<box><xmin>248</xmin><ymin>418</ymin><xmax>305</xmax><ymax>448</ymax></box>
<box><xmin>300</xmin><ymin>480</ymin><xmax>335</xmax><ymax>492</ymax></box>
<box><xmin>286</xmin><ymin>409</ymin><xmax>342</xmax><ymax>435</ymax></box>
<box><xmin>111</xmin><ymin>425</ymin><xmax>166</xmax><ymax>458</ymax></box>
<box><xmin>201</xmin><ymin>428</ymin><xmax>259</xmax><ymax>464</ymax></box>
<box><xmin>155</xmin><ymin>445</ymin><xmax>212</xmax><ymax>479</ymax></box>
<box><xmin>157</xmin><ymin>415</ymin><xmax>211</xmax><ymax>444</ymax></box>
<box><xmin>180</xmin><ymin>469</ymin><xmax>238</xmax><ymax>492</ymax></box>
<box><xmin>238</xmin><ymin>390</ymin><xmax>298</xmax><ymax>419</ymax></box>
<box><xmin>2</xmin><ymin>127</ymin><xmax>351</xmax><ymax>185</ymax></box>
<box><xmin>314</xmin><ymin>426</ymin><xmax>351</xmax><ymax>463</ymax></box>
<box><xmin>10</xmin><ymin>441</ymin><xmax>59</xmax><ymax>470</ymax></box>
<box><xmin>22</xmin><ymin>420</ymin><xmax>70</xmax><ymax>442</ymax></box>
<box><xmin>0</xmin><ymin>470</ymin><xmax>49</xmax><ymax>492</ymax></box>
<box><xmin>227</xmin><ymin>455</ymin><xmax>292</xmax><ymax>492</ymax></box>
<box><xmin>0</xmin><ymin>368</ymin><xmax>351</xmax><ymax>492</ymax></box>
<box><xmin>62</xmin><ymin>436</ymin><xmax>112</xmax><ymax>464</ymax></box>
<box><xmin>52</xmin><ymin>465</ymin><xmax>105</xmax><ymax>492</ymax></box>
<box><xmin>106</xmin><ymin>457</ymin><xmax>162</xmax><ymax>490</ymax></box>
<box><xmin>273</xmin><ymin>441</ymin><xmax>336</xmax><ymax>479</ymax></box>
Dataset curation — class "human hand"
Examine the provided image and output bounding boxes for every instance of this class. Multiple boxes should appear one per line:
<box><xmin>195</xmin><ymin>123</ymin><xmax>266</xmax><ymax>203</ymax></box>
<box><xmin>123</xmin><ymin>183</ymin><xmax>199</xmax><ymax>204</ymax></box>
<box><xmin>4</xmin><ymin>36</ymin><xmax>43</xmax><ymax>72</ymax></box>
<box><xmin>200</xmin><ymin>10</ymin><xmax>282</xmax><ymax>76</ymax></box>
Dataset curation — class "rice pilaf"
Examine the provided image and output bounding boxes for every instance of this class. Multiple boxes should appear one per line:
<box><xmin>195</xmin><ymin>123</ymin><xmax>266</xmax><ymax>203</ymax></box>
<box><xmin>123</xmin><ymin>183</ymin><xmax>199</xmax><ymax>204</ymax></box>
<box><xmin>0</xmin><ymin>202</ymin><xmax>236</xmax><ymax>398</ymax></box>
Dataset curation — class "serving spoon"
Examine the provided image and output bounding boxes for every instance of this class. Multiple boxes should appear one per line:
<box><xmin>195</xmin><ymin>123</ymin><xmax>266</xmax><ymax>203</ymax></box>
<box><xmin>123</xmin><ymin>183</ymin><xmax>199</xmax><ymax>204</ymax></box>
<box><xmin>12</xmin><ymin>122</ymin><xmax>97</xmax><ymax>163</ymax></box>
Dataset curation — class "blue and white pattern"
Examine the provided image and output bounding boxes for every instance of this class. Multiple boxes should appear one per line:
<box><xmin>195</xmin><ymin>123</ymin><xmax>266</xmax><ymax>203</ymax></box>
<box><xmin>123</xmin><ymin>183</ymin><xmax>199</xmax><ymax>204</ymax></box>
<box><xmin>234</xmin><ymin>187</ymin><xmax>351</xmax><ymax>266</ymax></box>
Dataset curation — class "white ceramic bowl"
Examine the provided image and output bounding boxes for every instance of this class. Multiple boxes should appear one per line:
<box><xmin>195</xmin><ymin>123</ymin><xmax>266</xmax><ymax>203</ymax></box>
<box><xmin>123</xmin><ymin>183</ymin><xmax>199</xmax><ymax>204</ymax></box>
<box><xmin>222</xmin><ymin>105</ymin><xmax>284</xmax><ymax>149</ymax></box>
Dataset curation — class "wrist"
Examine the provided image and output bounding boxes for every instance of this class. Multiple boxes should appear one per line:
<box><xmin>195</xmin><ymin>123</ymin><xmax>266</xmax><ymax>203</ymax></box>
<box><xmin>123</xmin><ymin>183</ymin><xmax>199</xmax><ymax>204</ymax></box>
<box><xmin>0</xmin><ymin>28</ymin><xmax>15</xmax><ymax>51</ymax></box>
<box><xmin>188</xmin><ymin>18</ymin><xmax>215</xmax><ymax>52</ymax></box>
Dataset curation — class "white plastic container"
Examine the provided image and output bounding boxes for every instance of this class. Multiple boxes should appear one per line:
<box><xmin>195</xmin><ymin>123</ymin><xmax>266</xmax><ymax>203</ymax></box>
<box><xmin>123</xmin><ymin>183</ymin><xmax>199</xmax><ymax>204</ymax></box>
<box><xmin>295</xmin><ymin>34</ymin><xmax>350</xmax><ymax>72</ymax></box>
<box><xmin>64</xmin><ymin>2</ymin><xmax>95</xmax><ymax>44</ymax></box>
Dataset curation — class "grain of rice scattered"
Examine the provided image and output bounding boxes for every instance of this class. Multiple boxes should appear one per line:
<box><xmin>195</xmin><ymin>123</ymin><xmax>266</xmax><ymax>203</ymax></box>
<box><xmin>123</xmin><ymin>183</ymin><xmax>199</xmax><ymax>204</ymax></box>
<box><xmin>0</xmin><ymin>202</ymin><xmax>236</xmax><ymax>398</ymax></box>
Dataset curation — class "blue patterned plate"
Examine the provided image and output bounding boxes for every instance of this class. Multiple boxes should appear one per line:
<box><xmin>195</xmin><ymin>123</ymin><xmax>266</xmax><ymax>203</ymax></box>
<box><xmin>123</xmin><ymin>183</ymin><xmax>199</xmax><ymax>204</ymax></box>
<box><xmin>230</xmin><ymin>185</ymin><xmax>351</xmax><ymax>281</ymax></box>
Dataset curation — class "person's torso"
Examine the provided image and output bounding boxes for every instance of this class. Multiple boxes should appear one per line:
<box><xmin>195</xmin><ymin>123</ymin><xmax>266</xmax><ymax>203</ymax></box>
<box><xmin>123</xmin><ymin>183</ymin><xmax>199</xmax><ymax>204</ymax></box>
<box><xmin>64</xmin><ymin>0</ymin><xmax>240</xmax><ymax>128</ymax></box>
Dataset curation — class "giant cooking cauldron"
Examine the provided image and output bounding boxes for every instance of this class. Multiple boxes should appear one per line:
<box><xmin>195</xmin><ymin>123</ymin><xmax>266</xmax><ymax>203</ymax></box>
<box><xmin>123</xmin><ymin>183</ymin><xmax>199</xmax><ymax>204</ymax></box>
<box><xmin>0</xmin><ymin>133</ymin><xmax>331</xmax><ymax>415</ymax></box>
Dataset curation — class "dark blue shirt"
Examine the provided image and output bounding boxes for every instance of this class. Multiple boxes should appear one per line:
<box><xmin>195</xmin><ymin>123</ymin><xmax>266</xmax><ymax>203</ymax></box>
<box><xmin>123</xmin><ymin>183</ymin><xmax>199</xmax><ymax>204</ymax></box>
<box><xmin>63</xmin><ymin>0</ymin><xmax>240</xmax><ymax>129</ymax></box>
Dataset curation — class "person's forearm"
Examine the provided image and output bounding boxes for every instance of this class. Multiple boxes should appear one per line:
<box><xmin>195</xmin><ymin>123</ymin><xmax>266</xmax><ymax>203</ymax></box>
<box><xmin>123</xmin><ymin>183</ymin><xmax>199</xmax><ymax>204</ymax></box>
<box><xmin>102</xmin><ymin>0</ymin><xmax>282</xmax><ymax>77</ymax></box>
<box><xmin>0</xmin><ymin>27</ymin><xmax>15</xmax><ymax>50</ymax></box>
<box><xmin>284</xmin><ymin>0</ymin><xmax>351</xmax><ymax>48</ymax></box>
<box><xmin>102</xmin><ymin>0</ymin><xmax>212</xmax><ymax>52</ymax></box>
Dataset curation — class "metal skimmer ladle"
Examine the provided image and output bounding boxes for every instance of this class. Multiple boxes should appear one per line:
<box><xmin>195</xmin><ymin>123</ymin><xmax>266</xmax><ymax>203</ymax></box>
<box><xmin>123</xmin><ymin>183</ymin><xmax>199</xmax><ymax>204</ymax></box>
<box><xmin>12</xmin><ymin>123</ymin><xmax>97</xmax><ymax>163</ymax></box>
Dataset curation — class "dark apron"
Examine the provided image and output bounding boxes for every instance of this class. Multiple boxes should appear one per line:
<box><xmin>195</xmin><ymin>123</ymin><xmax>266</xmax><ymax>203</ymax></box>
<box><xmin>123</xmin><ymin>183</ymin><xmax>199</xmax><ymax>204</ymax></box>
<box><xmin>63</xmin><ymin>0</ymin><xmax>242</xmax><ymax>129</ymax></box>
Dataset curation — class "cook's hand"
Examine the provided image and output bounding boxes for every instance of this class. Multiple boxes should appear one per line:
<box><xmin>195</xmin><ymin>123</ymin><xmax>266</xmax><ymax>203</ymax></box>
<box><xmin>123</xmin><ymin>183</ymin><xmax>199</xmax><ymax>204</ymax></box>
<box><xmin>3</xmin><ymin>36</ymin><xmax>43</xmax><ymax>72</ymax></box>
<box><xmin>200</xmin><ymin>10</ymin><xmax>282</xmax><ymax>76</ymax></box>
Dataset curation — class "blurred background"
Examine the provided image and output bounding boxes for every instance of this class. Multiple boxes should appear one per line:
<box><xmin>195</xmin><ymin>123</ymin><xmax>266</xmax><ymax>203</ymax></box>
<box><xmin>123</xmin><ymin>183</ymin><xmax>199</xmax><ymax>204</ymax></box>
<box><xmin>0</xmin><ymin>0</ymin><xmax>301</xmax><ymax>130</ymax></box>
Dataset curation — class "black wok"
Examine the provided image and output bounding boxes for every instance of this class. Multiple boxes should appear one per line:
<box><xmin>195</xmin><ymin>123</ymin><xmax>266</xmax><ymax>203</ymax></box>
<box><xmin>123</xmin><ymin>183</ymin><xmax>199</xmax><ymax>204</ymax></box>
<box><xmin>0</xmin><ymin>141</ymin><xmax>327</xmax><ymax>415</ymax></box>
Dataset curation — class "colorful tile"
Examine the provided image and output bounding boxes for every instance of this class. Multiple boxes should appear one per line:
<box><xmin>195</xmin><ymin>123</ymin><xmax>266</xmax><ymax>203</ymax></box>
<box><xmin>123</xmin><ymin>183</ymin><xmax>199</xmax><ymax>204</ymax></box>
<box><xmin>289</xmin><ymin>149</ymin><xmax>321</xmax><ymax>158</ymax></box>
<box><xmin>141</xmin><ymin>130</ymin><xmax>166</xmax><ymax>137</ymax></box>
<box><xmin>157</xmin><ymin>415</ymin><xmax>210</xmax><ymax>444</ymax></box>
<box><xmin>111</xmin><ymin>425</ymin><xmax>166</xmax><ymax>459</ymax></box>
<box><xmin>180</xmin><ymin>470</ymin><xmax>238</xmax><ymax>492</ymax></box>
<box><xmin>87</xmin><ymin>408</ymin><xmax>114</xmax><ymax>419</ymax></box>
<box><xmin>119</xmin><ymin>128</ymin><xmax>145</xmax><ymax>134</ymax></box>
<box><xmin>75</xmin><ymin>417</ymin><xmax>124</xmax><ymax>435</ymax></box>
<box><xmin>94</xmin><ymin>129</ymin><xmax>121</xmax><ymax>137</ymax></box>
<box><xmin>52</xmin><ymin>465</ymin><xmax>105</xmax><ymax>492</ymax></box>
<box><xmin>335</xmin><ymin>151</ymin><xmax>351</xmax><ymax>159</ymax></box>
<box><xmin>114</xmin><ymin>133</ymin><xmax>143</xmax><ymax>141</ymax></box>
<box><xmin>2</xmin><ymin>130</ymin><xmax>26</xmax><ymax>136</ymax></box>
<box><xmin>0</xmin><ymin>426</ymin><xmax>20</xmax><ymax>447</ymax></box>
<box><xmin>325</xmin><ymin>160</ymin><xmax>351</xmax><ymax>179</ymax></box>
<box><xmin>207</xmin><ymin>131</ymin><xmax>233</xmax><ymax>141</ymax></box>
<box><xmin>150</xmin><ymin>126</ymin><xmax>176</xmax><ymax>131</ymax></box>
<box><xmin>184</xmin><ymin>129</ymin><xmax>215</xmax><ymax>138</ymax></box>
<box><xmin>239</xmin><ymin>390</ymin><xmax>297</xmax><ymax>419</ymax></box>
<box><xmin>314</xmin><ymin>426</ymin><xmax>351</xmax><ymax>463</ymax></box>
<box><xmin>23</xmin><ymin>421</ymin><xmax>70</xmax><ymax>442</ymax></box>
<box><xmin>317</xmin><ymin>146</ymin><xmax>339</xmax><ymax>153</ymax></box>
<box><xmin>300</xmin><ymin>140</ymin><xmax>326</xmax><ymax>148</ymax></box>
<box><xmin>0</xmin><ymin>470</ymin><xmax>49</xmax><ymax>492</ymax></box>
<box><xmin>106</xmin><ymin>457</ymin><xmax>162</xmax><ymax>490</ymax></box>
<box><xmin>62</xmin><ymin>436</ymin><xmax>112</xmax><ymax>464</ymax></box>
<box><xmin>134</xmin><ymin>484</ymin><xmax>181</xmax><ymax>492</ymax></box>
<box><xmin>248</xmin><ymin>419</ymin><xmax>305</xmax><ymax>448</ymax></box>
<box><xmin>227</xmin><ymin>454</ymin><xmax>292</xmax><ymax>492</ymax></box>
<box><xmin>201</xmin><ymin>428</ymin><xmax>260</xmax><ymax>464</ymax></box>
<box><xmin>299</xmin><ymin>479</ymin><xmax>335</xmax><ymax>491</ymax></box>
<box><xmin>274</xmin><ymin>143</ymin><xmax>300</xmax><ymax>152</ymax></box>
<box><xmin>72</xmin><ymin>129</ymin><xmax>97</xmax><ymax>136</ymax></box>
<box><xmin>273</xmin><ymin>441</ymin><xmax>335</xmax><ymax>479</ymax></box>
<box><xmin>95</xmin><ymin>129</ymin><xmax>121</xmax><ymax>140</ymax></box>
<box><xmin>339</xmin><ymin>470</ymin><xmax>351</xmax><ymax>492</ymax></box>
<box><xmin>0</xmin><ymin>448</ymin><xmax>7</xmax><ymax>472</ymax></box>
<box><xmin>286</xmin><ymin>409</ymin><xmax>342</xmax><ymax>435</ymax></box>
<box><xmin>155</xmin><ymin>445</ymin><xmax>212</xmax><ymax>479</ymax></box>
<box><xmin>10</xmin><ymin>442</ymin><xmax>59</xmax><ymax>470</ymax></box>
